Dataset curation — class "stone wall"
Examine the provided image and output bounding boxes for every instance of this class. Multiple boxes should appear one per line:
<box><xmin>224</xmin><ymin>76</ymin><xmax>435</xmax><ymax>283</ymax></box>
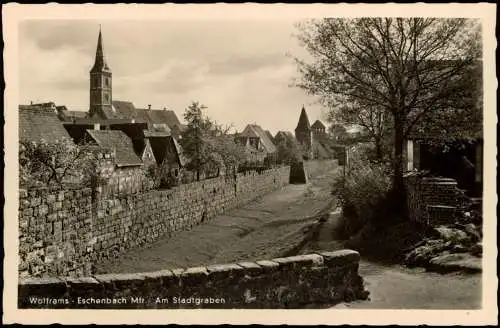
<box><xmin>18</xmin><ymin>249</ymin><xmax>369</xmax><ymax>309</ymax></box>
<box><xmin>19</xmin><ymin>166</ymin><xmax>291</xmax><ymax>278</ymax></box>
<box><xmin>85</xmin><ymin>146</ymin><xmax>152</xmax><ymax>197</ymax></box>
<box><xmin>404</xmin><ymin>173</ymin><xmax>471</xmax><ymax>225</ymax></box>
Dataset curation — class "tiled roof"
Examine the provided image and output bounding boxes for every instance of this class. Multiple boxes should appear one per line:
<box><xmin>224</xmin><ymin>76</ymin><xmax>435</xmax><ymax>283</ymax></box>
<box><xmin>58</xmin><ymin>110</ymin><xmax>88</xmax><ymax>121</ymax></box>
<box><xmin>148</xmin><ymin>135</ymin><xmax>186</xmax><ymax>167</ymax></box>
<box><xmin>143</xmin><ymin>130</ymin><xmax>171</xmax><ymax>138</ymax></box>
<box><xmin>112</xmin><ymin>100</ymin><xmax>136</xmax><ymax>119</ymax></box>
<box><xmin>68</xmin><ymin>118</ymin><xmax>147</xmax><ymax>125</ymax></box>
<box><xmin>274</xmin><ymin>131</ymin><xmax>295</xmax><ymax>144</ymax></box>
<box><xmin>134</xmin><ymin>108</ymin><xmax>152</xmax><ymax>123</ymax></box>
<box><xmin>171</xmin><ymin>136</ymin><xmax>187</xmax><ymax>166</ymax></box>
<box><xmin>295</xmin><ymin>106</ymin><xmax>311</xmax><ymax>131</ymax></box>
<box><xmin>136</xmin><ymin>108</ymin><xmax>183</xmax><ymax>130</ymax></box>
<box><xmin>240</xmin><ymin>124</ymin><xmax>277</xmax><ymax>154</ymax></box>
<box><xmin>239</xmin><ymin>125</ymin><xmax>260</xmax><ymax>138</ymax></box>
<box><xmin>19</xmin><ymin>106</ymin><xmax>72</xmax><ymax>143</ymax></box>
<box><xmin>264</xmin><ymin>130</ymin><xmax>275</xmax><ymax>144</ymax></box>
<box><xmin>86</xmin><ymin>130</ymin><xmax>142</xmax><ymax>167</ymax></box>
<box><xmin>311</xmin><ymin>120</ymin><xmax>326</xmax><ymax>129</ymax></box>
<box><xmin>313</xmin><ymin>140</ymin><xmax>331</xmax><ymax>159</ymax></box>
<box><xmin>100</xmin><ymin>107</ymin><xmax>120</xmax><ymax>119</ymax></box>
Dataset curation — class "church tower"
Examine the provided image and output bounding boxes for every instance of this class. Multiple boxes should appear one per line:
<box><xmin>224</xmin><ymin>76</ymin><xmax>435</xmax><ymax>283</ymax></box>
<box><xmin>295</xmin><ymin>105</ymin><xmax>314</xmax><ymax>159</ymax></box>
<box><xmin>89</xmin><ymin>27</ymin><xmax>112</xmax><ymax>118</ymax></box>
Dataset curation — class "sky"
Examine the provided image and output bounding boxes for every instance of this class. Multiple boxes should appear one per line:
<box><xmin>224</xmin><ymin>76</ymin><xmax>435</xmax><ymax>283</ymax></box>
<box><xmin>19</xmin><ymin>20</ymin><xmax>327</xmax><ymax>135</ymax></box>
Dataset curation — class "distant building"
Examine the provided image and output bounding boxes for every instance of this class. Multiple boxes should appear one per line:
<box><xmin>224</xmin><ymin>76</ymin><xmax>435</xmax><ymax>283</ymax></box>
<box><xmin>264</xmin><ymin>130</ymin><xmax>275</xmax><ymax>145</ymax></box>
<box><xmin>294</xmin><ymin>106</ymin><xmax>313</xmax><ymax>159</ymax></box>
<box><xmin>311</xmin><ymin>120</ymin><xmax>327</xmax><ymax>140</ymax></box>
<box><xmin>84</xmin><ymin>130</ymin><xmax>143</xmax><ymax>168</ymax></box>
<box><xmin>135</xmin><ymin>105</ymin><xmax>186</xmax><ymax>139</ymax></box>
<box><xmin>57</xmin><ymin>106</ymin><xmax>88</xmax><ymax>121</ymax></box>
<box><xmin>236</xmin><ymin>124</ymin><xmax>277</xmax><ymax>164</ymax></box>
<box><xmin>84</xmin><ymin>29</ymin><xmax>185</xmax><ymax>139</ymax></box>
<box><xmin>19</xmin><ymin>105</ymin><xmax>72</xmax><ymax>143</ymax></box>
<box><xmin>89</xmin><ymin>28</ymin><xmax>113</xmax><ymax>119</ymax></box>
<box><xmin>274</xmin><ymin>131</ymin><xmax>295</xmax><ymax>145</ymax></box>
<box><xmin>405</xmin><ymin>130</ymin><xmax>483</xmax><ymax>197</ymax></box>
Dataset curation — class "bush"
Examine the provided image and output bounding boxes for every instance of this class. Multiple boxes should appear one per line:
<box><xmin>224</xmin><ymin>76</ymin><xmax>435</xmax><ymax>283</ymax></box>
<box><xmin>19</xmin><ymin>139</ymin><xmax>106</xmax><ymax>189</ymax></box>
<box><xmin>332</xmin><ymin>155</ymin><xmax>393</xmax><ymax>238</ymax></box>
<box><xmin>144</xmin><ymin>163</ymin><xmax>180</xmax><ymax>189</ymax></box>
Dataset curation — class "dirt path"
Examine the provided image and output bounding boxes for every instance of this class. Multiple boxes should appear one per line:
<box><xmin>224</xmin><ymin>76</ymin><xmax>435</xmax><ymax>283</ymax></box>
<box><xmin>95</xmin><ymin>165</ymin><xmax>481</xmax><ymax>310</ymax></box>
<box><xmin>94</xmin><ymin>167</ymin><xmax>339</xmax><ymax>274</ymax></box>
<box><xmin>300</xmin><ymin>210</ymin><xmax>482</xmax><ymax>309</ymax></box>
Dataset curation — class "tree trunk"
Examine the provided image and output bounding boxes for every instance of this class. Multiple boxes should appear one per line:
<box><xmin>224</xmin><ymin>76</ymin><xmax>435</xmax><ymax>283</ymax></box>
<box><xmin>392</xmin><ymin>113</ymin><xmax>407</xmax><ymax>221</ymax></box>
<box><xmin>374</xmin><ymin>136</ymin><xmax>384</xmax><ymax>162</ymax></box>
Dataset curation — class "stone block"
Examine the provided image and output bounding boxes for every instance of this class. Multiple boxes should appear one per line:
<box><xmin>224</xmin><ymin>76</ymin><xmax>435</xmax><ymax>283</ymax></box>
<box><xmin>316</xmin><ymin>249</ymin><xmax>360</xmax><ymax>267</ymax></box>
<box><xmin>237</xmin><ymin>261</ymin><xmax>263</xmax><ymax>275</ymax></box>
<box><xmin>272</xmin><ymin>254</ymin><xmax>324</xmax><ymax>269</ymax></box>
<box><xmin>47</xmin><ymin>194</ymin><xmax>56</xmax><ymax>204</ymax></box>
<box><xmin>18</xmin><ymin>277</ymin><xmax>68</xmax><ymax>302</ymax></box>
<box><xmin>255</xmin><ymin>260</ymin><xmax>280</xmax><ymax>272</ymax></box>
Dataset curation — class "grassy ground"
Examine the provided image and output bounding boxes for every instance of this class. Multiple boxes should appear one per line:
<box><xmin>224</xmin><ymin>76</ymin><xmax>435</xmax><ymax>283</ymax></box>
<box><xmin>94</xmin><ymin>167</ymin><xmax>339</xmax><ymax>274</ymax></box>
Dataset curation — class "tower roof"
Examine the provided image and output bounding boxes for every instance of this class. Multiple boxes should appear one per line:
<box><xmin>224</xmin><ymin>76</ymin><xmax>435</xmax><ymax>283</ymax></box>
<box><xmin>311</xmin><ymin>120</ymin><xmax>326</xmax><ymax>129</ymax></box>
<box><xmin>295</xmin><ymin>106</ymin><xmax>311</xmax><ymax>131</ymax></box>
<box><xmin>90</xmin><ymin>27</ymin><xmax>111</xmax><ymax>73</ymax></box>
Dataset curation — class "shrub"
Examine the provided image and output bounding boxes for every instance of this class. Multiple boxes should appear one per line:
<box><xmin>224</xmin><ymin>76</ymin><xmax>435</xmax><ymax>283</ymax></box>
<box><xmin>19</xmin><ymin>139</ymin><xmax>106</xmax><ymax>189</ymax></box>
<box><xmin>332</xmin><ymin>155</ymin><xmax>393</xmax><ymax>238</ymax></box>
<box><xmin>144</xmin><ymin>163</ymin><xmax>180</xmax><ymax>189</ymax></box>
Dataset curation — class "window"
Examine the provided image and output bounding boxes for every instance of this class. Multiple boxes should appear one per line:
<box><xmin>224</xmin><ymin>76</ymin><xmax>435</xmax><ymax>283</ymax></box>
<box><xmin>104</xmin><ymin>93</ymin><xmax>109</xmax><ymax>102</ymax></box>
<box><xmin>105</xmin><ymin>78</ymin><xmax>110</xmax><ymax>87</ymax></box>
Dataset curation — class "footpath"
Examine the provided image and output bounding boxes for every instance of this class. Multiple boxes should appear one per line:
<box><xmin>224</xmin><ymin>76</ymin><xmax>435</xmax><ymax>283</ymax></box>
<box><xmin>299</xmin><ymin>210</ymin><xmax>482</xmax><ymax>309</ymax></box>
<box><xmin>95</xmin><ymin>166</ymin><xmax>339</xmax><ymax>274</ymax></box>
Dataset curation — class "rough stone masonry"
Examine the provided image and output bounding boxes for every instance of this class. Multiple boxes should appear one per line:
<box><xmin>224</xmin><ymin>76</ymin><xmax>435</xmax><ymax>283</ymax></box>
<box><xmin>19</xmin><ymin>166</ymin><xmax>291</xmax><ymax>278</ymax></box>
<box><xmin>18</xmin><ymin>249</ymin><xmax>369</xmax><ymax>309</ymax></box>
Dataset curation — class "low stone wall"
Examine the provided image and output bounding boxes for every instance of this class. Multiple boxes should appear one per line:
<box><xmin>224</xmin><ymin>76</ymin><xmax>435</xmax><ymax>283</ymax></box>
<box><xmin>18</xmin><ymin>249</ymin><xmax>369</xmax><ymax>309</ymax></box>
<box><xmin>19</xmin><ymin>166</ymin><xmax>291</xmax><ymax>278</ymax></box>
<box><xmin>405</xmin><ymin>173</ymin><xmax>471</xmax><ymax>225</ymax></box>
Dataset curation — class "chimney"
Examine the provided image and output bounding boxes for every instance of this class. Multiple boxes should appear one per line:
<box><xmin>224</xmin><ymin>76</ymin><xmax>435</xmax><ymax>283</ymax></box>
<box><xmin>148</xmin><ymin>104</ymin><xmax>151</xmax><ymax>110</ymax></box>
<box><xmin>163</xmin><ymin>107</ymin><xmax>166</xmax><ymax>111</ymax></box>
<box><xmin>30</xmin><ymin>101</ymin><xmax>33</xmax><ymax>105</ymax></box>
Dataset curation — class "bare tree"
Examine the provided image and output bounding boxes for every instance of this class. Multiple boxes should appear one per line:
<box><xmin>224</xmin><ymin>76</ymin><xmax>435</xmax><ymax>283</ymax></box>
<box><xmin>294</xmin><ymin>18</ymin><xmax>482</xmax><ymax>215</ymax></box>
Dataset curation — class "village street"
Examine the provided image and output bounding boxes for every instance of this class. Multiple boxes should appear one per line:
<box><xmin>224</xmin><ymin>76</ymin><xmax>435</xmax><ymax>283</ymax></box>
<box><xmin>95</xmin><ymin>165</ymin><xmax>481</xmax><ymax>309</ymax></box>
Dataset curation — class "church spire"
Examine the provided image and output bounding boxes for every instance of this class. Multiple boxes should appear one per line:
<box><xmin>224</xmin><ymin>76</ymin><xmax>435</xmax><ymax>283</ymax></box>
<box><xmin>295</xmin><ymin>105</ymin><xmax>311</xmax><ymax>131</ymax></box>
<box><xmin>91</xmin><ymin>26</ymin><xmax>110</xmax><ymax>73</ymax></box>
<box><xmin>89</xmin><ymin>26</ymin><xmax>112</xmax><ymax>118</ymax></box>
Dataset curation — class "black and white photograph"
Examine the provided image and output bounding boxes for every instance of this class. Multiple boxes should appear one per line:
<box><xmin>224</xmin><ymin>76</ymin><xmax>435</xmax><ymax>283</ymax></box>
<box><xmin>2</xmin><ymin>3</ymin><xmax>497</xmax><ymax>326</ymax></box>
